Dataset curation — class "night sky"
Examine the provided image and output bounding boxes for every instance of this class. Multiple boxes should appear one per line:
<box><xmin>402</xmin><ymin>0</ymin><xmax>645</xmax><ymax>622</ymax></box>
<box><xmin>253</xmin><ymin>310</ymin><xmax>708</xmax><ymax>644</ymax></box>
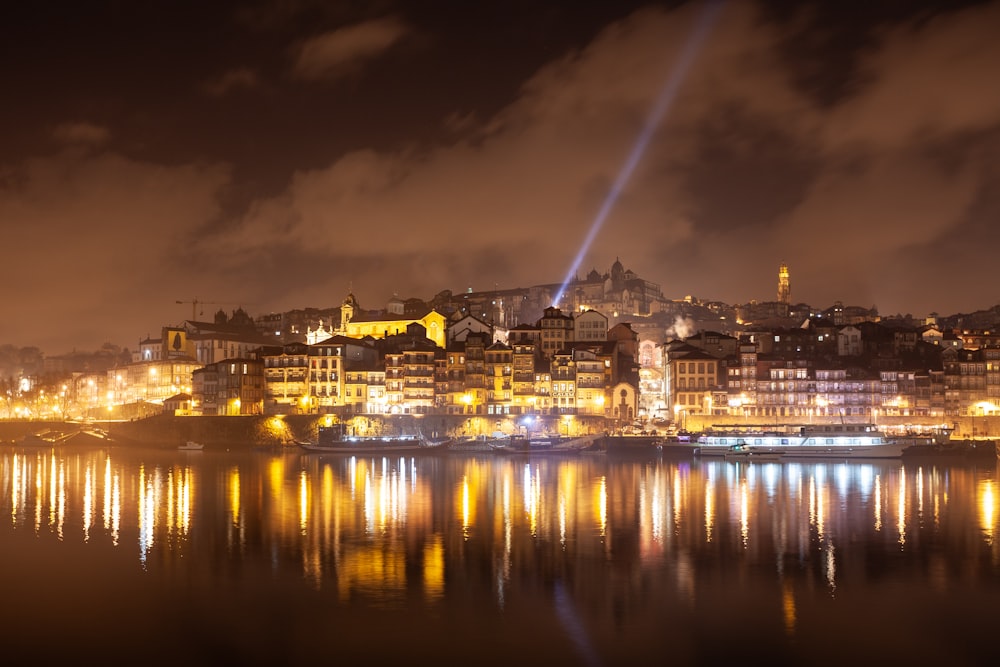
<box><xmin>3</xmin><ymin>0</ymin><xmax>998</xmax><ymax>354</ymax></box>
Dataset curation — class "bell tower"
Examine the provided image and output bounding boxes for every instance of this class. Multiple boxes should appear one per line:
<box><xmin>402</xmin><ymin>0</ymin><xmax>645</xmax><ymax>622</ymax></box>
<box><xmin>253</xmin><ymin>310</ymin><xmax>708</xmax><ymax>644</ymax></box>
<box><xmin>339</xmin><ymin>292</ymin><xmax>357</xmax><ymax>333</ymax></box>
<box><xmin>777</xmin><ymin>262</ymin><xmax>790</xmax><ymax>305</ymax></box>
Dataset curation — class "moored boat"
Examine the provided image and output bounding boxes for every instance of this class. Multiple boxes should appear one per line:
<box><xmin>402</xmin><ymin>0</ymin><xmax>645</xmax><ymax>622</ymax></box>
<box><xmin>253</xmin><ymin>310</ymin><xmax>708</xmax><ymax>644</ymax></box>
<box><xmin>298</xmin><ymin>424</ymin><xmax>444</xmax><ymax>454</ymax></box>
<box><xmin>695</xmin><ymin>423</ymin><xmax>903</xmax><ymax>459</ymax></box>
<box><xmin>179</xmin><ymin>440</ymin><xmax>205</xmax><ymax>451</ymax></box>
<box><xmin>16</xmin><ymin>430</ymin><xmax>76</xmax><ymax>447</ymax></box>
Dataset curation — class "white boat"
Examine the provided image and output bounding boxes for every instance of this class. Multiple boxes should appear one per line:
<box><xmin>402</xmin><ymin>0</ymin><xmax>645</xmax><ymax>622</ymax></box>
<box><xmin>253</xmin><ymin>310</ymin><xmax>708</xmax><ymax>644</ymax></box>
<box><xmin>695</xmin><ymin>423</ymin><xmax>903</xmax><ymax>459</ymax></box>
<box><xmin>179</xmin><ymin>440</ymin><xmax>205</xmax><ymax>451</ymax></box>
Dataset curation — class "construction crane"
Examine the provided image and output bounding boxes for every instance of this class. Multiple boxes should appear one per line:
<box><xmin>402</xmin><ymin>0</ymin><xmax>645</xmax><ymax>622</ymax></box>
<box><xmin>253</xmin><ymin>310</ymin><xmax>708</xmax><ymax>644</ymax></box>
<box><xmin>175</xmin><ymin>298</ymin><xmax>249</xmax><ymax>321</ymax></box>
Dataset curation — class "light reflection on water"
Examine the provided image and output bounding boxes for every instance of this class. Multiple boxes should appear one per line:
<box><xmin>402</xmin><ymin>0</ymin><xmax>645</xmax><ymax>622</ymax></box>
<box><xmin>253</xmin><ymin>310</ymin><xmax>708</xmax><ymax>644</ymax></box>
<box><xmin>1</xmin><ymin>445</ymin><xmax>999</xmax><ymax>665</ymax></box>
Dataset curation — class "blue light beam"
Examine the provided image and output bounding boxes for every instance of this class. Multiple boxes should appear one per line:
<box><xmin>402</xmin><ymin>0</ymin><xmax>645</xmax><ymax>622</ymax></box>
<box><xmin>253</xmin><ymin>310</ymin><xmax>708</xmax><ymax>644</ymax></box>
<box><xmin>554</xmin><ymin>0</ymin><xmax>725</xmax><ymax>306</ymax></box>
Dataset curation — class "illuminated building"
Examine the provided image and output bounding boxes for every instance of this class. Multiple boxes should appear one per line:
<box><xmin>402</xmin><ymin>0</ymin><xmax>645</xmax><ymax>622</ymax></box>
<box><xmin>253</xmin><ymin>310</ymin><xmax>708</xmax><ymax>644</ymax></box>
<box><xmin>539</xmin><ymin>306</ymin><xmax>575</xmax><ymax>358</ymax></box>
<box><xmin>191</xmin><ymin>356</ymin><xmax>265</xmax><ymax>415</ymax></box>
<box><xmin>777</xmin><ymin>262</ymin><xmax>790</xmax><ymax>304</ymax></box>
<box><xmin>338</xmin><ymin>291</ymin><xmax>448</xmax><ymax>348</ymax></box>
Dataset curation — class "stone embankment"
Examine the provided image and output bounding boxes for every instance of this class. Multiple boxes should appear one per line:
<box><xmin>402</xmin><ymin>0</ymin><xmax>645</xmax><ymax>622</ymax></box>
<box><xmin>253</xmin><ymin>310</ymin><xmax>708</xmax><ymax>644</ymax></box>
<box><xmin>1</xmin><ymin>415</ymin><xmax>319</xmax><ymax>449</ymax></box>
<box><xmin>0</xmin><ymin>415</ymin><xmax>657</xmax><ymax>452</ymax></box>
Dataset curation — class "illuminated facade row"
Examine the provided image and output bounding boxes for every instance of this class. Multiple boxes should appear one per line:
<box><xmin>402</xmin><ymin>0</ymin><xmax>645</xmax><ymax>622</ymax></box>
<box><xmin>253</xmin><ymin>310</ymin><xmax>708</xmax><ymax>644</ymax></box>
<box><xmin>84</xmin><ymin>307</ymin><xmax>638</xmax><ymax>420</ymax></box>
<box><xmin>256</xmin><ymin>328</ymin><xmax>633</xmax><ymax>419</ymax></box>
<box><xmin>663</xmin><ymin>322</ymin><xmax>1000</xmax><ymax>426</ymax></box>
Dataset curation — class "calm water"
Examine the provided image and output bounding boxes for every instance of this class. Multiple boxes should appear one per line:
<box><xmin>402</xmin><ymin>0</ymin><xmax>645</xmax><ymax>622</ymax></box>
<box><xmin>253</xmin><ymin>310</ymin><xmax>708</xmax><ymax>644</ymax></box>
<box><xmin>1</xmin><ymin>443</ymin><xmax>998</xmax><ymax>666</ymax></box>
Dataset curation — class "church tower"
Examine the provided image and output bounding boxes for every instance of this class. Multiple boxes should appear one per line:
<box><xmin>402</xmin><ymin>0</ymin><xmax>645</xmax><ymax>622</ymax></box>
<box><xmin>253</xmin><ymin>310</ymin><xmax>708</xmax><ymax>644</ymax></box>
<box><xmin>339</xmin><ymin>292</ymin><xmax>357</xmax><ymax>333</ymax></box>
<box><xmin>777</xmin><ymin>262</ymin><xmax>790</xmax><ymax>304</ymax></box>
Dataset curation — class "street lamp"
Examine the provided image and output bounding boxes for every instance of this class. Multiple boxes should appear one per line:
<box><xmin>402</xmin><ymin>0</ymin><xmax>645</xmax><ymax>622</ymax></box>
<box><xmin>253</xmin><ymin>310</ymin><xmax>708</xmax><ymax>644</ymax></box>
<box><xmin>522</xmin><ymin>414</ymin><xmax>534</xmax><ymax>437</ymax></box>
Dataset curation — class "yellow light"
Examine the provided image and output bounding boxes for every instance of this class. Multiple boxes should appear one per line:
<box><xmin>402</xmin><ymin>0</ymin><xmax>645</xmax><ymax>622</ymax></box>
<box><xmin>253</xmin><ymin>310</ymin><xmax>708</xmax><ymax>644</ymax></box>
<box><xmin>975</xmin><ymin>401</ymin><xmax>998</xmax><ymax>413</ymax></box>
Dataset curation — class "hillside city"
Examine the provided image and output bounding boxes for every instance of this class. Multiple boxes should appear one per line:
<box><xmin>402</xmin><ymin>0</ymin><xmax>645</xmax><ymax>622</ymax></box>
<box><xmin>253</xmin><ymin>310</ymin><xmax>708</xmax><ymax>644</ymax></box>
<box><xmin>4</xmin><ymin>259</ymin><xmax>1000</xmax><ymax>438</ymax></box>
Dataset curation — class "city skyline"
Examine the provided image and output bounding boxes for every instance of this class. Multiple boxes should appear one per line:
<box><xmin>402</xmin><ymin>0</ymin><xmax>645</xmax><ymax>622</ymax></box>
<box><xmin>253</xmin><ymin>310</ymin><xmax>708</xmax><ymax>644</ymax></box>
<box><xmin>3</xmin><ymin>0</ymin><xmax>999</xmax><ymax>354</ymax></box>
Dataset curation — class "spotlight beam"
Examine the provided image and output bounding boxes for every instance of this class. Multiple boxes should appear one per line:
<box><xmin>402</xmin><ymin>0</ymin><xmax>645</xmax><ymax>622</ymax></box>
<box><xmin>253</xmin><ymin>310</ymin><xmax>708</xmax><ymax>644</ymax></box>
<box><xmin>554</xmin><ymin>1</ymin><xmax>725</xmax><ymax>306</ymax></box>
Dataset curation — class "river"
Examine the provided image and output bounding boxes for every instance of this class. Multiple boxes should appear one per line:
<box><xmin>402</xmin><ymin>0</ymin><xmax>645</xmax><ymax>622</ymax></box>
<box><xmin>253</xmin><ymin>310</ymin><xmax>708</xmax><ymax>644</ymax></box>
<box><xmin>1</xmin><ymin>443</ymin><xmax>997</xmax><ymax>666</ymax></box>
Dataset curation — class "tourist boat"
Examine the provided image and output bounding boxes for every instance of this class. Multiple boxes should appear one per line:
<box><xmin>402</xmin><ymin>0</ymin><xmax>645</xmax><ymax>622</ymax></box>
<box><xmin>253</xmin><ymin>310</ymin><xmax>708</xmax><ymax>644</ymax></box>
<box><xmin>695</xmin><ymin>423</ymin><xmax>904</xmax><ymax>459</ymax></box>
<box><xmin>297</xmin><ymin>424</ymin><xmax>445</xmax><ymax>454</ymax></box>
<box><xmin>179</xmin><ymin>440</ymin><xmax>205</xmax><ymax>450</ymax></box>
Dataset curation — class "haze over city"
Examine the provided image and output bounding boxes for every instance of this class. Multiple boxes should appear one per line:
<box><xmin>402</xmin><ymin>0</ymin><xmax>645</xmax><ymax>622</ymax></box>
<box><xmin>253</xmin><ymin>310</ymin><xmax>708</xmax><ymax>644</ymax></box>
<box><xmin>2</xmin><ymin>0</ymin><xmax>999</xmax><ymax>354</ymax></box>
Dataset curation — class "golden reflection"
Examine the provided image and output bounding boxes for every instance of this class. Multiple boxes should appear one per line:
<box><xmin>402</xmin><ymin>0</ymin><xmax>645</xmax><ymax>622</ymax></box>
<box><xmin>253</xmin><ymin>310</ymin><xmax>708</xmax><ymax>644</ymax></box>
<box><xmin>138</xmin><ymin>465</ymin><xmax>156</xmax><ymax>563</ymax></box>
<box><xmin>167</xmin><ymin>468</ymin><xmax>175</xmax><ymax>536</ymax></box>
<box><xmin>874</xmin><ymin>474</ymin><xmax>882</xmax><ymax>532</ymax></box>
<box><xmin>228</xmin><ymin>467</ymin><xmax>241</xmax><ymax>527</ymax></box>
<box><xmin>364</xmin><ymin>470</ymin><xmax>374</xmax><ymax>533</ymax></box>
<box><xmin>10</xmin><ymin>453</ymin><xmax>20</xmax><ymax>524</ymax></box>
<box><xmin>642</xmin><ymin>470</ymin><xmax>663</xmax><ymax>548</ymax></box>
<box><xmin>111</xmin><ymin>465</ymin><xmax>121</xmax><ymax>546</ymax></box>
<box><xmin>917</xmin><ymin>467</ymin><xmax>925</xmax><ymax>519</ymax></box>
<box><xmin>808</xmin><ymin>474</ymin><xmax>820</xmax><ymax>541</ymax></box>
<box><xmin>336</xmin><ymin>545</ymin><xmax>406</xmax><ymax>605</ymax></box>
<box><xmin>897</xmin><ymin>472</ymin><xmax>906</xmax><ymax>547</ymax></box>
<box><xmin>56</xmin><ymin>456</ymin><xmax>66</xmax><ymax>539</ymax></box>
<box><xmin>673</xmin><ymin>468</ymin><xmax>683</xmax><ymax>534</ymax></box>
<box><xmin>3</xmin><ymin>447</ymin><xmax>1000</xmax><ymax>597</ymax></box>
<box><xmin>103</xmin><ymin>456</ymin><xmax>112</xmax><ymax>533</ymax></box>
<box><xmin>47</xmin><ymin>453</ymin><xmax>56</xmax><ymax>531</ymax></box>
<box><xmin>978</xmin><ymin>479</ymin><xmax>995</xmax><ymax>543</ymax></box>
<box><xmin>825</xmin><ymin>541</ymin><xmax>837</xmax><ymax>594</ymax></box>
<box><xmin>559</xmin><ymin>494</ymin><xmax>567</xmax><ymax>546</ymax></box>
<box><xmin>299</xmin><ymin>471</ymin><xmax>309</xmax><ymax>534</ymax></box>
<box><xmin>501</xmin><ymin>467</ymin><xmax>512</xmax><ymax>579</ymax></box>
<box><xmin>704</xmin><ymin>477</ymin><xmax>715</xmax><ymax>542</ymax></box>
<box><xmin>596</xmin><ymin>476</ymin><xmax>607</xmax><ymax>538</ymax></box>
<box><xmin>559</xmin><ymin>465</ymin><xmax>576</xmax><ymax>546</ymax></box>
<box><xmin>34</xmin><ymin>455</ymin><xmax>43</xmax><ymax>532</ymax></box>
<box><xmin>524</xmin><ymin>464</ymin><xmax>539</xmax><ymax>537</ymax></box>
<box><xmin>175</xmin><ymin>466</ymin><xmax>193</xmax><ymax>536</ymax></box>
<box><xmin>461</xmin><ymin>475</ymin><xmax>471</xmax><ymax>538</ymax></box>
<box><xmin>83</xmin><ymin>465</ymin><xmax>93</xmax><ymax>542</ymax></box>
<box><xmin>423</xmin><ymin>534</ymin><xmax>445</xmax><ymax>601</ymax></box>
<box><xmin>782</xmin><ymin>579</ymin><xmax>797</xmax><ymax>636</ymax></box>
<box><xmin>739</xmin><ymin>478</ymin><xmax>749</xmax><ymax>548</ymax></box>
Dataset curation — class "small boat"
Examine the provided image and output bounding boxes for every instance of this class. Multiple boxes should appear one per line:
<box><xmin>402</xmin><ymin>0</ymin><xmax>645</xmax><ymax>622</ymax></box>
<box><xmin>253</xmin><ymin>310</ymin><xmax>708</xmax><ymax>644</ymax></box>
<box><xmin>179</xmin><ymin>440</ymin><xmax>205</xmax><ymax>451</ymax></box>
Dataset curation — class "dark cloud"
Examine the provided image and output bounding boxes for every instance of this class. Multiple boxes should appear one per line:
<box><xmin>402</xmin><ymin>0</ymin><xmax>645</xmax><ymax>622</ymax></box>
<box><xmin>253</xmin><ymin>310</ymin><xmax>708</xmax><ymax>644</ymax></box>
<box><xmin>1</xmin><ymin>0</ymin><xmax>998</xmax><ymax>353</ymax></box>
<box><xmin>290</xmin><ymin>17</ymin><xmax>410</xmax><ymax>81</ymax></box>
<box><xmin>202</xmin><ymin>68</ymin><xmax>261</xmax><ymax>97</ymax></box>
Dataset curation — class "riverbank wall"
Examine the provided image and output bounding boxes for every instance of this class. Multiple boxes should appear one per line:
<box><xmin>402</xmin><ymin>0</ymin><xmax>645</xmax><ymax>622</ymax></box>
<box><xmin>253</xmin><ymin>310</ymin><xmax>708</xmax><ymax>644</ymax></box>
<box><xmin>1</xmin><ymin>413</ymin><xmax>613</xmax><ymax>449</ymax></box>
